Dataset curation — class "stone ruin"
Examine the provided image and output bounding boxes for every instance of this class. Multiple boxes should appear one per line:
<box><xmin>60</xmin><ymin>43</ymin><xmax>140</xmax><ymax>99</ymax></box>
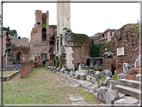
<box><xmin>46</xmin><ymin>53</ymin><xmax>141</xmax><ymax>105</ymax></box>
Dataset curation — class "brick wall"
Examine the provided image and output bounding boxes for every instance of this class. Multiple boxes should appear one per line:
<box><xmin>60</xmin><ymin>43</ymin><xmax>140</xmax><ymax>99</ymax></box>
<box><xmin>72</xmin><ymin>43</ymin><xmax>90</xmax><ymax>67</ymax></box>
<box><xmin>102</xmin><ymin>58</ymin><xmax>116</xmax><ymax>72</ymax></box>
<box><xmin>114</xmin><ymin>23</ymin><xmax>139</xmax><ymax>74</ymax></box>
<box><xmin>20</xmin><ymin>61</ymin><xmax>33</xmax><ymax>78</ymax></box>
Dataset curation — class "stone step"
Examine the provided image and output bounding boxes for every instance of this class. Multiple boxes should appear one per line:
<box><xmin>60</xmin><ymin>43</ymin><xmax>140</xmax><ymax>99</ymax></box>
<box><xmin>115</xmin><ymin>85</ymin><xmax>141</xmax><ymax>99</ymax></box>
<box><xmin>119</xmin><ymin>79</ymin><xmax>142</xmax><ymax>89</ymax></box>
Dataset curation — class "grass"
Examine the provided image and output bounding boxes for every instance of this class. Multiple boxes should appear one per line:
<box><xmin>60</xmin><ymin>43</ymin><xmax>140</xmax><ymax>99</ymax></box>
<box><xmin>3</xmin><ymin>67</ymin><xmax>64</xmax><ymax>104</ymax></box>
<box><xmin>71</xmin><ymin>89</ymin><xmax>96</xmax><ymax>104</ymax></box>
<box><xmin>3</xmin><ymin>66</ymin><xmax>103</xmax><ymax>104</ymax></box>
<box><xmin>1</xmin><ymin>71</ymin><xmax>18</xmax><ymax>77</ymax></box>
<box><xmin>97</xmin><ymin>75</ymin><xmax>118</xmax><ymax>83</ymax></box>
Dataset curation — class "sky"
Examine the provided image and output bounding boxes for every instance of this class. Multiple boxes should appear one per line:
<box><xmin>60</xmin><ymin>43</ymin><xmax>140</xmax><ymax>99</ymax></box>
<box><xmin>2</xmin><ymin>2</ymin><xmax>140</xmax><ymax>41</ymax></box>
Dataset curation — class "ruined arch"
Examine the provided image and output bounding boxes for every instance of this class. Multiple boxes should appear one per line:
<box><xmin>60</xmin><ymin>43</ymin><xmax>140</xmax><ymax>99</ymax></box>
<box><xmin>42</xmin><ymin>27</ymin><xmax>46</xmax><ymax>41</ymax></box>
<box><xmin>86</xmin><ymin>58</ymin><xmax>90</xmax><ymax>66</ymax></box>
<box><xmin>41</xmin><ymin>53</ymin><xmax>47</xmax><ymax>65</ymax></box>
<box><xmin>16</xmin><ymin>51</ymin><xmax>21</xmax><ymax>60</ymax></box>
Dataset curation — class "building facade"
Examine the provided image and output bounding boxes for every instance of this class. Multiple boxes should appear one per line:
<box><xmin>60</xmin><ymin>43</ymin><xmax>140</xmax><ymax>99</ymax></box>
<box><xmin>93</xmin><ymin>29</ymin><xmax>116</xmax><ymax>43</ymax></box>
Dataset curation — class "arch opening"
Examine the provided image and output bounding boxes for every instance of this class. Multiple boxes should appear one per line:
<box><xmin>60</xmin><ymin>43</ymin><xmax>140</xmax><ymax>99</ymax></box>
<box><xmin>42</xmin><ymin>28</ymin><xmax>46</xmax><ymax>41</ymax></box>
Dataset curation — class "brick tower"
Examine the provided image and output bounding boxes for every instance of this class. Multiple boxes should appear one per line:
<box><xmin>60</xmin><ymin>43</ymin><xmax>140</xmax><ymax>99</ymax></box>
<box><xmin>30</xmin><ymin>10</ymin><xmax>56</xmax><ymax>64</ymax></box>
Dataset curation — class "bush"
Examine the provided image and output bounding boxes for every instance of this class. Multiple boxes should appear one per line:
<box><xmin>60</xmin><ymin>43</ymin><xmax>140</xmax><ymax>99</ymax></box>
<box><xmin>91</xmin><ymin>67</ymin><xmax>102</xmax><ymax>71</ymax></box>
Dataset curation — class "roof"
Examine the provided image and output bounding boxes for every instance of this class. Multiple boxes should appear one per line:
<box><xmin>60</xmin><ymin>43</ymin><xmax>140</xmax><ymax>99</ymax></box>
<box><xmin>104</xmin><ymin>28</ymin><xmax>116</xmax><ymax>33</ymax></box>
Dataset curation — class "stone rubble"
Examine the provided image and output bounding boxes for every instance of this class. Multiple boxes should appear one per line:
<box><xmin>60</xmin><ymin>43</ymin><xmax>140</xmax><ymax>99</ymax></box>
<box><xmin>46</xmin><ymin>65</ymin><xmax>140</xmax><ymax>105</ymax></box>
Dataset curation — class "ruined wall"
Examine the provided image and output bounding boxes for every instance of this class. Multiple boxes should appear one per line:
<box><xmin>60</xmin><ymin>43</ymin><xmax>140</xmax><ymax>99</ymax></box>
<box><xmin>99</xmin><ymin>40</ymin><xmax>115</xmax><ymax>57</ymax></box>
<box><xmin>13</xmin><ymin>47</ymin><xmax>30</xmax><ymax>61</ymax></box>
<box><xmin>20</xmin><ymin>61</ymin><xmax>33</xmax><ymax>78</ymax></box>
<box><xmin>30</xmin><ymin>10</ymin><xmax>57</xmax><ymax>63</ymax></box>
<box><xmin>114</xmin><ymin>23</ymin><xmax>139</xmax><ymax>74</ymax></box>
<box><xmin>72</xmin><ymin>43</ymin><xmax>90</xmax><ymax>67</ymax></box>
<box><xmin>10</xmin><ymin>35</ymin><xmax>30</xmax><ymax>47</ymax></box>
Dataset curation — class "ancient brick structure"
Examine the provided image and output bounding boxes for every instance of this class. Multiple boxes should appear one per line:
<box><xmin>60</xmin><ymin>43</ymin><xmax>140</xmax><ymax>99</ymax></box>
<box><xmin>101</xmin><ymin>58</ymin><xmax>116</xmax><ymax>74</ymax></box>
<box><xmin>114</xmin><ymin>23</ymin><xmax>139</xmax><ymax>74</ymax></box>
<box><xmin>12</xmin><ymin>46</ymin><xmax>30</xmax><ymax>64</ymax></box>
<box><xmin>30</xmin><ymin>10</ymin><xmax>56</xmax><ymax>64</ymax></box>
<box><xmin>72</xmin><ymin>43</ymin><xmax>90</xmax><ymax>67</ymax></box>
<box><xmin>20</xmin><ymin>61</ymin><xmax>33</xmax><ymax>78</ymax></box>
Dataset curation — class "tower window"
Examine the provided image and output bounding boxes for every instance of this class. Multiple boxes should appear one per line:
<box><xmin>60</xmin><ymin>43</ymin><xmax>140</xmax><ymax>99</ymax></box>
<box><xmin>110</xmin><ymin>32</ymin><xmax>112</xmax><ymax>36</ymax></box>
<box><xmin>42</xmin><ymin>28</ymin><xmax>46</xmax><ymax>41</ymax></box>
<box><xmin>37</xmin><ymin>22</ymin><xmax>40</xmax><ymax>25</ymax></box>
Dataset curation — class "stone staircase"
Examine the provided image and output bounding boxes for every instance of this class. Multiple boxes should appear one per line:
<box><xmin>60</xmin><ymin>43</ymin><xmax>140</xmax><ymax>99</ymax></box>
<box><xmin>115</xmin><ymin>79</ymin><xmax>142</xmax><ymax>99</ymax></box>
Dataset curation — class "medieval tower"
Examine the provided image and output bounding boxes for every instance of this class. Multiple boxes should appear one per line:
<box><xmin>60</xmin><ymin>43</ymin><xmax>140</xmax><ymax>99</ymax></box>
<box><xmin>30</xmin><ymin>10</ymin><xmax>57</xmax><ymax>64</ymax></box>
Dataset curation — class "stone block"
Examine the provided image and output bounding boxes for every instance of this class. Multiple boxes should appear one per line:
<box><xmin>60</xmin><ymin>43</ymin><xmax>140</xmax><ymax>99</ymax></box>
<box><xmin>86</xmin><ymin>75</ymin><xmax>91</xmax><ymax>81</ymax></box>
<box><xmin>104</xmin><ymin>69</ymin><xmax>112</xmax><ymax>77</ymax></box>
<box><xmin>136</xmin><ymin>74</ymin><xmax>142</xmax><ymax>81</ymax></box>
<box><xmin>118</xmin><ymin>92</ymin><xmax>125</xmax><ymax>98</ymax></box>
<box><xmin>123</xmin><ymin>63</ymin><xmax>131</xmax><ymax>74</ymax></box>
<box><xmin>79</xmin><ymin>73</ymin><xmax>86</xmax><ymax>80</ymax></box>
<box><xmin>114</xmin><ymin>96</ymin><xmax>139</xmax><ymax>104</ymax></box>
<box><xmin>117</xmin><ymin>73</ymin><xmax>126</xmax><ymax>80</ymax></box>
<box><xmin>119</xmin><ymin>79</ymin><xmax>141</xmax><ymax>89</ymax></box>
<box><xmin>115</xmin><ymin>85</ymin><xmax>141</xmax><ymax>99</ymax></box>
<box><xmin>97</xmin><ymin>87</ymin><xmax>108</xmax><ymax>102</ymax></box>
<box><xmin>104</xmin><ymin>89</ymin><xmax>120</xmax><ymax>104</ymax></box>
<box><xmin>103</xmin><ymin>77</ymin><xmax>114</xmax><ymax>86</ymax></box>
<box><xmin>130</xmin><ymin>68</ymin><xmax>140</xmax><ymax>74</ymax></box>
<box><xmin>109</xmin><ymin>80</ymin><xmax>118</xmax><ymax>90</ymax></box>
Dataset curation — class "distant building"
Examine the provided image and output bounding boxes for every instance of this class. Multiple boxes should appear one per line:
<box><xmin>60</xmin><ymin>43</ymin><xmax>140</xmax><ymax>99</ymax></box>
<box><xmin>94</xmin><ymin>33</ymin><xmax>105</xmax><ymax>43</ymax></box>
<box><xmin>93</xmin><ymin>29</ymin><xmax>116</xmax><ymax>43</ymax></box>
<box><xmin>104</xmin><ymin>29</ymin><xmax>116</xmax><ymax>43</ymax></box>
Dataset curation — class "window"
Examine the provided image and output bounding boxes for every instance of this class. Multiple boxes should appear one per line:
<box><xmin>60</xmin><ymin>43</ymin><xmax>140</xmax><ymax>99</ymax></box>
<box><xmin>110</xmin><ymin>32</ymin><xmax>112</xmax><ymax>36</ymax></box>
<box><xmin>106</xmin><ymin>33</ymin><xmax>107</xmax><ymax>37</ymax></box>
<box><xmin>106</xmin><ymin>38</ymin><xmax>108</xmax><ymax>41</ymax></box>
<box><xmin>111</xmin><ymin>37</ymin><xmax>114</xmax><ymax>40</ymax></box>
<box><xmin>103</xmin><ymin>34</ymin><xmax>104</xmax><ymax>38</ymax></box>
<box><xmin>37</xmin><ymin>22</ymin><xmax>40</xmax><ymax>25</ymax></box>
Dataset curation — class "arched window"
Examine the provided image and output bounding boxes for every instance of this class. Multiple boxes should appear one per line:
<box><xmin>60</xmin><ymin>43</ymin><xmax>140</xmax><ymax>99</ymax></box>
<box><xmin>16</xmin><ymin>51</ymin><xmax>21</xmax><ymax>60</ymax></box>
<box><xmin>42</xmin><ymin>28</ymin><xmax>46</xmax><ymax>41</ymax></box>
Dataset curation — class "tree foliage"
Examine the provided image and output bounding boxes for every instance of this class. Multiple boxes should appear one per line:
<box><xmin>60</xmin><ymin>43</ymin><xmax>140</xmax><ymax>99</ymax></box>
<box><xmin>8</xmin><ymin>31</ymin><xmax>14</xmax><ymax>36</ymax></box>
<box><xmin>50</xmin><ymin>35</ymin><xmax>55</xmax><ymax>40</ymax></box>
<box><xmin>89</xmin><ymin>41</ymin><xmax>102</xmax><ymax>57</ymax></box>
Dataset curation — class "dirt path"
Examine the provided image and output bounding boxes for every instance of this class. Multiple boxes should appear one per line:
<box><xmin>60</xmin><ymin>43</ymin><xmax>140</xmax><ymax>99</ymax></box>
<box><xmin>3</xmin><ymin>67</ymin><xmax>104</xmax><ymax>105</ymax></box>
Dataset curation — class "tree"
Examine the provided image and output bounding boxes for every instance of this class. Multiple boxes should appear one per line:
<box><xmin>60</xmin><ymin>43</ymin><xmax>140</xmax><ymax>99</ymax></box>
<box><xmin>18</xmin><ymin>36</ymin><xmax>21</xmax><ymax>39</ymax></box>
<box><xmin>8</xmin><ymin>31</ymin><xmax>14</xmax><ymax>36</ymax></box>
<box><xmin>12</xmin><ymin>29</ymin><xmax>18</xmax><ymax>38</ymax></box>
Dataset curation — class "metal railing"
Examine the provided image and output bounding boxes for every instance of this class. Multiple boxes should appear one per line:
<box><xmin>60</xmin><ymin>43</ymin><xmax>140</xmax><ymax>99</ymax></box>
<box><xmin>0</xmin><ymin>64</ymin><xmax>20</xmax><ymax>71</ymax></box>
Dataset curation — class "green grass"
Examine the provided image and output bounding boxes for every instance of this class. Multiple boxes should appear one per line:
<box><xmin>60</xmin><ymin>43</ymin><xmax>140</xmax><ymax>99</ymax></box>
<box><xmin>98</xmin><ymin>76</ymin><xmax>105</xmax><ymax>82</ymax></box>
<box><xmin>3</xmin><ymin>66</ymin><xmax>103</xmax><ymax>104</ymax></box>
<box><xmin>71</xmin><ymin>89</ymin><xmax>96</xmax><ymax>104</ymax></box>
<box><xmin>97</xmin><ymin>75</ymin><xmax>118</xmax><ymax>83</ymax></box>
<box><xmin>112</xmin><ymin>75</ymin><xmax>119</xmax><ymax>83</ymax></box>
<box><xmin>3</xmin><ymin>67</ymin><xmax>64</xmax><ymax>104</ymax></box>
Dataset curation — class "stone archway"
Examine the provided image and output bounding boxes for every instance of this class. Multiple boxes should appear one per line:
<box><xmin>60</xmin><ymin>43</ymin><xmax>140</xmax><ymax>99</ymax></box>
<box><xmin>16</xmin><ymin>51</ymin><xmax>21</xmax><ymax>64</ymax></box>
<box><xmin>41</xmin><ymin>53</ymin><xmax>47</xmax><ymax>65</ymax></box>
<box><xmin>86</xmin><ymin>58</ymin><xmax>90</xmax><ymax>66</ymax></box>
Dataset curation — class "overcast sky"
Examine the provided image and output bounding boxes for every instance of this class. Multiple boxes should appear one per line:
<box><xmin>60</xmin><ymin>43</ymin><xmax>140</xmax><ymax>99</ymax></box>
<box><xmin>2</xmin><ymin>2</ymin><xmax>140</xmax><ymax>40</ymax></box>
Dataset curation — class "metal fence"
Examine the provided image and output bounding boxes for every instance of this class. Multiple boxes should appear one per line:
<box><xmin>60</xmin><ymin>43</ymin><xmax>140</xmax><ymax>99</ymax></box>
<box><xmin>0</xmin><ymin>65</ymin><xmax>20</xmax><ymax>71</ymax></box>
